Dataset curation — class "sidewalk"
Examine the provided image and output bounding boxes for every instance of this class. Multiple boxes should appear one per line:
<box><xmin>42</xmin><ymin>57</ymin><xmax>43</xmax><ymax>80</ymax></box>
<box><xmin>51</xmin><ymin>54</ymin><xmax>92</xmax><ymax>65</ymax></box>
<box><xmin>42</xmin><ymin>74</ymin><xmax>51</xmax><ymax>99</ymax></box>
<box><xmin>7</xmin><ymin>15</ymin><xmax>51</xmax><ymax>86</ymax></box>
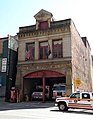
<box><xmin>0</xmin><ymin>100</ymin><xmax>55</xmax><ymax>111</ymax></box>
<box><xmin>0</xmin><ymin>97</ymin><xmax>5</xmax><ymax>101</ymax></box>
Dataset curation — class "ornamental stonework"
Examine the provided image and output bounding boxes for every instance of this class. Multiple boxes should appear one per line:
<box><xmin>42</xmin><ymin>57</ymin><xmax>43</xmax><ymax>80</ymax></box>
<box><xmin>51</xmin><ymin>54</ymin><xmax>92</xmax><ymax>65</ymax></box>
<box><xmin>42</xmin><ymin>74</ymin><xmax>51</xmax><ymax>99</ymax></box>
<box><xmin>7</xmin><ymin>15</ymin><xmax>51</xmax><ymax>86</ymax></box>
<box><xmin>19</xmin><ymin>61</ymin><xmax>71</xmax><ymax>77</ymax></box>
<box><xmin>18</xmin><ymin>23</ymin><xmax>70</xmax><ymax>39</ymax></box>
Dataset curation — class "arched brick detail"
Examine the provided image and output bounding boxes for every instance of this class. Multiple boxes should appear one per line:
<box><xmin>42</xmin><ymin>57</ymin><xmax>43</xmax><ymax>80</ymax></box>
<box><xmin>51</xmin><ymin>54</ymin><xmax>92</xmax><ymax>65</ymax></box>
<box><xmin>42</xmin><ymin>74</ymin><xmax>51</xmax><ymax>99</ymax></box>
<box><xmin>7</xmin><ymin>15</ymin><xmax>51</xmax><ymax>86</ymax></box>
<box><xmin>23</xmin><ymin>70</ymin><xmax>65</xmax><ymax>78</ymax></box>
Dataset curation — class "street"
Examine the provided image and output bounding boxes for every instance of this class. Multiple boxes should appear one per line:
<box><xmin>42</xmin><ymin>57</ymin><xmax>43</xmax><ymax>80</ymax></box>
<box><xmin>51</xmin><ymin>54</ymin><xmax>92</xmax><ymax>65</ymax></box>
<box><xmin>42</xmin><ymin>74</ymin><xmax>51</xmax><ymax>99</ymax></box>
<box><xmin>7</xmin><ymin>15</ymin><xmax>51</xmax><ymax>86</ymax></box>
<box><xmin>0</xmin><ymin>102</ymin><xmax>93</xmax><ymax>119</ymax></box>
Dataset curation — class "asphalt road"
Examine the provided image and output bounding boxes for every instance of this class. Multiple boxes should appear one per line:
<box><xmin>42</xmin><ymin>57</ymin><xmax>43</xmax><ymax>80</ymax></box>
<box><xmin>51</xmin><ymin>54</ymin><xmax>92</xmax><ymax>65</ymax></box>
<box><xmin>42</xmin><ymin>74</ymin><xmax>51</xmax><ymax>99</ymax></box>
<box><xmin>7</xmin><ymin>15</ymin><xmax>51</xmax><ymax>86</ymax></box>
<box><xmin>0</xmin><ymin>101</ymin><xmax>93</xmax><ymax>119</ymax></box>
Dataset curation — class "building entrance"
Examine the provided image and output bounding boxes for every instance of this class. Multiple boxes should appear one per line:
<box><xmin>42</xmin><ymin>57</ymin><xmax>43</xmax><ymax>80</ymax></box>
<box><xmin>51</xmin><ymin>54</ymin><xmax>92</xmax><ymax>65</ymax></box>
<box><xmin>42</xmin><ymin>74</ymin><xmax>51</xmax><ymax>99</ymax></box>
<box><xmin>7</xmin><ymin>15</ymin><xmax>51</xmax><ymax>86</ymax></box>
<box><xmin>23</xmin><ymin>70</ymin><xmax>66</xmax><ymax>102</ymax></box>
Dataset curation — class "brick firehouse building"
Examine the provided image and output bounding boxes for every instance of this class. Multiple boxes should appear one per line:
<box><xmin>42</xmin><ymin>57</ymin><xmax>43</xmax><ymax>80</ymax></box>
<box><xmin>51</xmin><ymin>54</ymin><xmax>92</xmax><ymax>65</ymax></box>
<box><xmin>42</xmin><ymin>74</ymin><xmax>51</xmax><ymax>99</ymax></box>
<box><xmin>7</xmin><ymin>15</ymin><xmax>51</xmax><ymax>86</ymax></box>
<box><xmin>16</xmin><ymin>9</ymin><xmax>92</xmax><ymax>101</ymax></box>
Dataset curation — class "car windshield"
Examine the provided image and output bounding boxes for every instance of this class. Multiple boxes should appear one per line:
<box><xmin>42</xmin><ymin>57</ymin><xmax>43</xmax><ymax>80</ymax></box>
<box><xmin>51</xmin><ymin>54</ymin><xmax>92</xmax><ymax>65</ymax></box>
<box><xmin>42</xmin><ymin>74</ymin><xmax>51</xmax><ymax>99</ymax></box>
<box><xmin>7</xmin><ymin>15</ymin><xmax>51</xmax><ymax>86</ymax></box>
<box><xmin>34</xmin><ymin>88</ymin><xmax>48</xmax><ymax>93</ymax></box>
<box><xmin>70</xmin><ymin>93</ymin><xmax>80</xmax><ymax>98</ymax></box>
<box><xmin>34</xmin><ymin>88</ymin><xmax>42</xmax><ymax>92</ymax></box>
<box><xmin>53</xmin><ymin>86</ymin><xmax>65</xmax><ymax>91</ymax></box>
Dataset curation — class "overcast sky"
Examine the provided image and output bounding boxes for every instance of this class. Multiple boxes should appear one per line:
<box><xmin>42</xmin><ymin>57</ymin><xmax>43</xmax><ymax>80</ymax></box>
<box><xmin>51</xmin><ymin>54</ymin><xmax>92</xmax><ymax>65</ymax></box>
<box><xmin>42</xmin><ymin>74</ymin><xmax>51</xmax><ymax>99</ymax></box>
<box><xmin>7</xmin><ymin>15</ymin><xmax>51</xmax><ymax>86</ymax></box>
<box><xmin>0</xmin><ymin>0</ymin><xmax>93</xmax><ymax>54</ymax></box>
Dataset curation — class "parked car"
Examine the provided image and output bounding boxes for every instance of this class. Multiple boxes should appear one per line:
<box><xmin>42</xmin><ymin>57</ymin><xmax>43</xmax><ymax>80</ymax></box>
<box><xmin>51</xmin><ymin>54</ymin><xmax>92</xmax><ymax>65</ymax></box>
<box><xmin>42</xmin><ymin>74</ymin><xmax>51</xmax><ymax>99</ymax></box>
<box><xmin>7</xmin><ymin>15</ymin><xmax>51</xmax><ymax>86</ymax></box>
<box><xmin>31</xmin><ymin>86</ymin><xmax>49</xmax><ymax>100</ymax></box>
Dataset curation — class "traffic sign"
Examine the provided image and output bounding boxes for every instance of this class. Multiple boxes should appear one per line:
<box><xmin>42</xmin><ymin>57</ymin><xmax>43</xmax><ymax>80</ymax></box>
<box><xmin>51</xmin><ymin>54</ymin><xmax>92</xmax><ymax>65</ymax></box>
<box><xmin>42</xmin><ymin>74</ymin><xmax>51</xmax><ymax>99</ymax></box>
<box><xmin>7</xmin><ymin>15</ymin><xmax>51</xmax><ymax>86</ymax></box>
<box><xmin>74</xmin><ymin>78</ymin><xmax>81</xmax><ymax>86</ymax></box>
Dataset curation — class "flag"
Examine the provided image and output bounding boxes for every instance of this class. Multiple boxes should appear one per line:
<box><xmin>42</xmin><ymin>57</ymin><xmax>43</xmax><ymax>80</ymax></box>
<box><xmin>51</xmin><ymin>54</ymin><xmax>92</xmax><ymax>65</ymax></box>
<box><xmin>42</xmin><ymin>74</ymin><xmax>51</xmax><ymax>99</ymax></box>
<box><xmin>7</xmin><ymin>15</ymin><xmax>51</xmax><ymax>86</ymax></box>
<box><xmin>25</xmin><ymin>50</ymin><xmax>31</xmax><ymax>60</ymax></box>
<box><xmin>8</xmin><ymin>35</ymin><xmax>18</xmax><ymax>52</ymax></box>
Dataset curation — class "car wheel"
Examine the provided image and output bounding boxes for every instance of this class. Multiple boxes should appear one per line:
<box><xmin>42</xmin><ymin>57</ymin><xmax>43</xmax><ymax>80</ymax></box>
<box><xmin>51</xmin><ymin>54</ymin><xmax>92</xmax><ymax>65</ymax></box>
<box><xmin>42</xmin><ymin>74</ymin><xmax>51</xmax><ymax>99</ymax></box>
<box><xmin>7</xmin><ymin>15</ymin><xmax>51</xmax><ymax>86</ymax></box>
<box><xmin>58</xmin><ymin>103</ymin><xmax>68</xmax><ymax>111</ymax></box>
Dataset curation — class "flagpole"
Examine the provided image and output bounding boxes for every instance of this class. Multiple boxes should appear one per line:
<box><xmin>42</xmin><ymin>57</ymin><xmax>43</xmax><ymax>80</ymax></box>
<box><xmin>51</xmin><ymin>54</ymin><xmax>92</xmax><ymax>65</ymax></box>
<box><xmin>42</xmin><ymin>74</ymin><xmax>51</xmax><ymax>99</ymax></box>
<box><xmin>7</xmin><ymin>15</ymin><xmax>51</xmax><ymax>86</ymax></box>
<box><xmin>5</xmin><ymin>35</ymin><xmax>18</xmax><ymax>102</ymax></box>
<box><xmin>5</xmin><ymin>35</ymin><xmax>9</xmax><ymax>101</ymax></box>
<box><xmin>5</xmin><ymin>35</ymin><xmax>11</xmax><ymax>102</ymax></box>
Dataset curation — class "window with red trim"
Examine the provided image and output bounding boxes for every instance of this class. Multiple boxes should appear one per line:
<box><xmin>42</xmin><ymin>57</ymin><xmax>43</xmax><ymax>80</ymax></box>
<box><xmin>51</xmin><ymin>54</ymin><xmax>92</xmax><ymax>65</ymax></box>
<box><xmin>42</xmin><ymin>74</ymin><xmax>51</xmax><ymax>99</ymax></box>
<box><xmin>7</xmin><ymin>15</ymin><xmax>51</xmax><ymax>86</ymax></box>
<box><xmin>39</xmin><ymin>21</ymin><xmax>48</xmax><ymax>30</ymax></box>
<box><xmin>53</xmin><ymin>40</ymin><xmax>62</xmax><ymax>58</ymax></box>
<box><xmin>25</xmin><ymin>42</ymin><xmax>35</xmax><ymax>61</ymax></box>
<box><xmin>39</xmin><ymin>41</ymin><xmax>48</xmax><ymax>59</ymax></box>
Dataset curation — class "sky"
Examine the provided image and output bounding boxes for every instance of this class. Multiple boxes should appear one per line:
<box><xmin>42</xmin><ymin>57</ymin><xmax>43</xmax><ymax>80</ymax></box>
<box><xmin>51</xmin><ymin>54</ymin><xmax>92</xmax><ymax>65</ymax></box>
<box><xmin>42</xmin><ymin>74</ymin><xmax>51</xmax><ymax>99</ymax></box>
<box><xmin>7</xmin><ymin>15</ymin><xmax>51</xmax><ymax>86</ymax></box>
<box><xmin>0</xmin><ymin>0</ymin><xmax>93</xmax><ymax>55</ymax></box>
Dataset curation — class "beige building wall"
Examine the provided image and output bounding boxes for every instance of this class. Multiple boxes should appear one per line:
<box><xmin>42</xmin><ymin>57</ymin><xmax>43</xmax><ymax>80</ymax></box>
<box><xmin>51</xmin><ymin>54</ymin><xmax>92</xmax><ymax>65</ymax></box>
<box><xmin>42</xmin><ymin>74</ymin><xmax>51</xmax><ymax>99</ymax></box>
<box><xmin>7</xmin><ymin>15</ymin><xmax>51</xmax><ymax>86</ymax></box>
<box><xmin>63</xmin><ymin>35</ymin><xmax>71</xmax><ymax>57</ymax></box>
<box><xmin>18</xmin><ymin>31</ymin><xmax>71</xmax><ymax>62</ymax></box>
<box><xmin>18</xmin><ymin>40</ymin><xmax>26</xmax><ymax>61</ymax></box>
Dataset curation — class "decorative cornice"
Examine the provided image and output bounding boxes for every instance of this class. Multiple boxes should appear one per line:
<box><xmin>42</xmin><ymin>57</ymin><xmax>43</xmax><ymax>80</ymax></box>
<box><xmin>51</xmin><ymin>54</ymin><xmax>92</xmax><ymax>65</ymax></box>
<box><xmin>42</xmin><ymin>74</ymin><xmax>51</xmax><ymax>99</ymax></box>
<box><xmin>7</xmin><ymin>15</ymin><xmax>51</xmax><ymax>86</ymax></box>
<box><xmin>18</xmin><ymin>25</ymin><xmax>70</xmax><ymax>40</ymax></box>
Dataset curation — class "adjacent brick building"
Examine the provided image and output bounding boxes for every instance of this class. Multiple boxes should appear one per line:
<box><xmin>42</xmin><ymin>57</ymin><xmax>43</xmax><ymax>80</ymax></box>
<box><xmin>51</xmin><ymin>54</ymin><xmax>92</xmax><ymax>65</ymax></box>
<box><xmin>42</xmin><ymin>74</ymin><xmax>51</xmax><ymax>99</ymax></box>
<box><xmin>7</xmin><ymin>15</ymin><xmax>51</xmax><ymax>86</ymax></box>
<box><xmin>0</xmin><ymin>37</ymin><xmax>8</xmax><ymax>98</ymax></box>
<box><xmin>0</xmin><ymin>36</ymin><xmax>18</xmax><ymax>102</ymax></box>
<box><xmin>16</xmin><ymin>9</ymin><xmax>92</xmax><ymax>101</ymax></box>
<box><xmin>92</xmin><ymin>55</ymin><xmax>93</xmax><ymax>91</ymax></box>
